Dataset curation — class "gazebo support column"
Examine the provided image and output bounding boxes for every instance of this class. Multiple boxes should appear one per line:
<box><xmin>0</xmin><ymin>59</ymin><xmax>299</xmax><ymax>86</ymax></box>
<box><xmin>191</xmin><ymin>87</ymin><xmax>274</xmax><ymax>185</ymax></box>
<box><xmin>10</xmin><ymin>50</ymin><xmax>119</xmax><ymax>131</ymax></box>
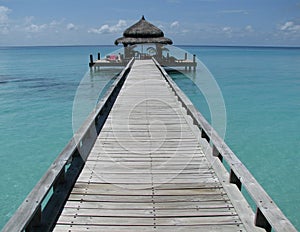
<box><xmin>156</xmin><ymin>44</ymin><xmax>163</xmax><ymax>61</ymax></box>
<box><xmin>124</xmin><ymin>45</ymin><xmax>130</xmax><ymax>59</ymax></box>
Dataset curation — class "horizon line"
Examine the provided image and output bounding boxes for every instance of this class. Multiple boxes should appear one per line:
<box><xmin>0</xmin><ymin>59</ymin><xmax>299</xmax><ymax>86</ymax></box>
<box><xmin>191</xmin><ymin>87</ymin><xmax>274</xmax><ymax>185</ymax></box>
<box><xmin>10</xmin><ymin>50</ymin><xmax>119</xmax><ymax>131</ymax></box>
<box><xmin>1</xmin><ymin>44</ymin><xmax>300</xmax><ymax>49</ymax></box>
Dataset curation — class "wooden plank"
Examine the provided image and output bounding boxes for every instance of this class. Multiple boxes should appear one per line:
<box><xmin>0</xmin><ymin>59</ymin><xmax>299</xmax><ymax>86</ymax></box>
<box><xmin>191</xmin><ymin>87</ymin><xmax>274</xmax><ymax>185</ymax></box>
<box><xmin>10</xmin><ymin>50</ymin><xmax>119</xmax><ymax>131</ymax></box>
<box><xmin>70</xmin><ymin>184</ymin><xmax>223</xmax><ymax>195</ymax></box>
<box><xmin>64</xmin><ymin>200</ymin><xmax>234</xmax><ymax>210</ymax></box>
<box><xmin>54</xmin><ymin>225</ymin><xmax>244</xmax><ymax>232</ymax></box>
<box><xmin>60</xmin><ymin>208</ymin><xmax>238</xmax><ymax>217</ymax></box>
<box><xmin>56</xmin><ymin>215</ymin><xmax>242</xmax><ymax>226</ymax></box>
<box><xmin>68</xmin><ymin>194</ymin><xmax>230</xmax><ymax>203</ymax></box>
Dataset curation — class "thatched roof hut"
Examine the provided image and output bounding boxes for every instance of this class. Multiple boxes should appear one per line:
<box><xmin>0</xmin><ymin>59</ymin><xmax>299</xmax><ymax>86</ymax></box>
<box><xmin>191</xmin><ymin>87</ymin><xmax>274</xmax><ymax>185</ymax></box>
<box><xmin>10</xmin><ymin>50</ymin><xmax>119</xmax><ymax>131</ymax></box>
<box><xmin>114</xmin><ymin>16</ymin><xmax>173</xmax><ymax>46</ymax></box>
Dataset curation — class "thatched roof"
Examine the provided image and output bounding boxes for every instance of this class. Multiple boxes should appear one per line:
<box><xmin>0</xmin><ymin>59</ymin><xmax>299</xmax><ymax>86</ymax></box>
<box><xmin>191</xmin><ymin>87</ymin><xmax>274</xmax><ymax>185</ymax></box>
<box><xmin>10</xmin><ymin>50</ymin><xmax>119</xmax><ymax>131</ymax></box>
<box><xmin>115</xmin><ymin>16</ymin><xmax>173</xmax><ymax>46</ymax></box>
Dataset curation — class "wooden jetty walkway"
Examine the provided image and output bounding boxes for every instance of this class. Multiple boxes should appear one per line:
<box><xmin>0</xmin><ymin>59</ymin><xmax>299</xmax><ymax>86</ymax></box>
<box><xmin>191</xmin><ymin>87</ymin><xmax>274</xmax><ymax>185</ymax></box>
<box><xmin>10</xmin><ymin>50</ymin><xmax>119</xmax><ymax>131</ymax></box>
<box><xmin>54</xmin><ymin>59</ymin><xmax>257</xmax><ymax>232</ymax></box>
<box><xmin>3</xmin><ymin>59</ymin><xmax>296</xmax><ymax>232</ymax></box>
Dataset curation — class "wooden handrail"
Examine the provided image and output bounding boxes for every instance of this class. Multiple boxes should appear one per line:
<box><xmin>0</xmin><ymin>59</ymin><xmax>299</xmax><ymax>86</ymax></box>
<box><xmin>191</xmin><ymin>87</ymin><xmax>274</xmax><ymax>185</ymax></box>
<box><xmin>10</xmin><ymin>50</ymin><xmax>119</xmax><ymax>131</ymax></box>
<box><xmin>2</xmin><ymin>58</ymin><xmax>135</xmax><ymax>232</ymax></box>
<box><xmin>153</xmin><ymin>58</ymin><xmax>297</xmax><ymax>232</ymax></box>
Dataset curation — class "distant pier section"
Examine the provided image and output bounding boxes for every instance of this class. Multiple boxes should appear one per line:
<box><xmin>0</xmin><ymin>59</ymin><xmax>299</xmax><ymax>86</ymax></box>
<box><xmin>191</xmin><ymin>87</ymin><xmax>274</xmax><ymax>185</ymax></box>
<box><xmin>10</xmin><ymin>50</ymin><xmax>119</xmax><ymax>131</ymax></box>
<box><xmin>89</xmin><ymin>51</ymin><xmax>197</xmax><ymax>71</ymax></box>
<box><xmin>89</xmin><ymin>16</ymin><xmax>197</xmax><ymax>71</ymax></box>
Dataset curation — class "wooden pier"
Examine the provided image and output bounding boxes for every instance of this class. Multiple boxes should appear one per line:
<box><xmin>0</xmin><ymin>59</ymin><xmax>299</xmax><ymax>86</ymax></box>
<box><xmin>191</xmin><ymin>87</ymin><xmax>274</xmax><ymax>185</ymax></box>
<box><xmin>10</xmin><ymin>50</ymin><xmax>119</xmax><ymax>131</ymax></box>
<box><xmin>54</xmin><ymin>59</ymin><xmax>257</xmax><ymax>231</ymax></box>
<box><xmin>3</xmin><ymin>59</ymin><xmax>297</xmax><ymax>232</ymax></box>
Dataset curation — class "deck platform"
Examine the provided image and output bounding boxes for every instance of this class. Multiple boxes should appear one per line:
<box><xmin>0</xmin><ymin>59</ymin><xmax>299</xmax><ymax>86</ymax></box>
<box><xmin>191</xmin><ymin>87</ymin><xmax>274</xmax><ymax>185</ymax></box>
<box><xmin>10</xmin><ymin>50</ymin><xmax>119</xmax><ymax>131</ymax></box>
<box><xmin>89</xmin><ymin>55</ymin><xmax>197</xmax><ymax>71</ymax></box>
<box><xmin>53</xmin><ymin>60</ymin><xmax>261</xmax><ymax>231</ymax></box>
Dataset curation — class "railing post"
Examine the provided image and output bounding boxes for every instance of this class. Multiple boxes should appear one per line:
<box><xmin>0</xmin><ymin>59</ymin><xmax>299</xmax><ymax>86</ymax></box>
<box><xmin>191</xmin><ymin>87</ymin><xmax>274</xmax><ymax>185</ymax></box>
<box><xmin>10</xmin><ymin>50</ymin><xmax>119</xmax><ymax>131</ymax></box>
<box><xmin>255</xmin><ymin>207</ymin><xmax>272</xmax><ymax>232</ymax></box>
<box><xmin>89</xmin><ymin>54</ymin><xmax>94</xmax><ymax>67</ymax></box>
<box><xmin>201</xmin><ymin>129</ymin><xmax>210</xmax><ymax>143</ymax></box>
<box><xmin>184</xmin><ymin>52</ymin><xmax>187</xmax><ymax>60</ymax></box>
<box><xmin>193</xmin><ymin>54</ymin><xmax>196</xmax><ymax>71</ymax></box>
<box><xmin>25</xmin><ymin>205</ymin><xmax>41</xmax><ymax>232</ymax></box>
<box><xmin>229</xmin><ymin>169</ymin><xmax>242</xmax><ymax>190</ymax></box>
<box><xmin>213</xmin><ymin>145</ymin><xmax>223</xmax><ymax>162</ymax></box>
<box><xmin>53</xmin><ymin>168</ymin><xmax>65</xmax><ymax>191</ymax></box>
<box><xmin>98</xmin><ymin>52</ymin><xmax>101</xmax><ymax>60</ymax></box>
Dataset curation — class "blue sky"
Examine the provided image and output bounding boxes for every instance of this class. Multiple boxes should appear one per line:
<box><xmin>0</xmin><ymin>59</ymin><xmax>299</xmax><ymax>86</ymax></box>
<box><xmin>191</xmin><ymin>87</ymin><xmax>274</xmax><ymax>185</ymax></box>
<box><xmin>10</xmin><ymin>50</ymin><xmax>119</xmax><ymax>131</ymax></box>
<box><xmin>0</xmin><ymin>0</ymin><xmax>300</xmax><ymax>46</ymax></box>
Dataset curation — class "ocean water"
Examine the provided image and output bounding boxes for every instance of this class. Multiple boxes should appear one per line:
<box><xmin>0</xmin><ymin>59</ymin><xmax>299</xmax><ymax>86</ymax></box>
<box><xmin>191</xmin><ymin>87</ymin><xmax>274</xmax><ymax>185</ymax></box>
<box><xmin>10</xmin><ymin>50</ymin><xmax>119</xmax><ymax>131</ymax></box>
<box><xmin>0</xmin><ymin>46</ymin><xmax>299</xmax><ymax>230</ymax></box>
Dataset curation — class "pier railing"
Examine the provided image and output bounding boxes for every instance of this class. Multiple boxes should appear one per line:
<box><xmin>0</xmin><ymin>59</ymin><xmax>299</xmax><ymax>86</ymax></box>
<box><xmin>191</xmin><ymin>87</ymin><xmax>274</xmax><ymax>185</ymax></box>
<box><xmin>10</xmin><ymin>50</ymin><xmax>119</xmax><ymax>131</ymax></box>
<box><xmin>153</xmin><ymin>58</ymin><xmax>297</xmax><ymax>232</ymax></box>
<box><xmin>89</xmin><ymin>51</ymin><xmax>197</xmax><ymax>71</ymax></box>
<box><xmin>2</xmin><ymin>58</ymin><xmax>135</xmax><ymax>232</ymax></box>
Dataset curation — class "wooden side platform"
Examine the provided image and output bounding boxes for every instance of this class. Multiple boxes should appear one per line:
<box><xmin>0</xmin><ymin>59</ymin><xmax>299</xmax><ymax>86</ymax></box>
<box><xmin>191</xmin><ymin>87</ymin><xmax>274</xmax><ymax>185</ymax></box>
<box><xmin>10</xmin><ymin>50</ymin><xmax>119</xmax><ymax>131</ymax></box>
<box><xmin>53</xmin><ymin>60</ymin><xmax>262</xmax><ymax>231</ymax></box>
<box><xmin>91</xmin><ymin>59</ymin><xmax>197</xmax><ymax>70</ymax></box>
<box><xmin>89</xmin><ymin>53</ymin><xmax>197</xmax><ymax>71</ymax></box>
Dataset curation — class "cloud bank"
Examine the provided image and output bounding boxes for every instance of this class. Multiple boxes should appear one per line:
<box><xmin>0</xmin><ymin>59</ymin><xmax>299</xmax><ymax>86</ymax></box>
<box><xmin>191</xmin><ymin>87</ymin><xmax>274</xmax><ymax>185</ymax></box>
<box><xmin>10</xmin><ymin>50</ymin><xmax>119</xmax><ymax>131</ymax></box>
<box><xmin>88</xmin><ymin>20</ymin><xmax>127</xmax><ymax>34</ymax></box>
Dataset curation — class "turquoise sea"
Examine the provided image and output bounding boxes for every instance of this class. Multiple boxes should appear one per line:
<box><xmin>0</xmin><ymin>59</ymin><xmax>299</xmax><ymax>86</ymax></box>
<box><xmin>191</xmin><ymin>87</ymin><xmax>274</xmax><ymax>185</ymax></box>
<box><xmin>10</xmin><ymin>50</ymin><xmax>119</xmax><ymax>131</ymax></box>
<box><xmin>0</xmin><ymin>45</ymin><xmax>299</xmax><ymax>230</ymax></box>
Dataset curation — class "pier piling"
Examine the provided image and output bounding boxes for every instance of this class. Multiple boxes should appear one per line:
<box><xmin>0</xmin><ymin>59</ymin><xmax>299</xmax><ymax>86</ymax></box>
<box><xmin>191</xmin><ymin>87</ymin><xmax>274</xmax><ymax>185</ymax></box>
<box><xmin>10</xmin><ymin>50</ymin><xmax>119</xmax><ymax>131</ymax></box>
<box><xmin>89</xmin><ymin>54</ymin><xmax>94</xmax><ymax>67</ymax></box>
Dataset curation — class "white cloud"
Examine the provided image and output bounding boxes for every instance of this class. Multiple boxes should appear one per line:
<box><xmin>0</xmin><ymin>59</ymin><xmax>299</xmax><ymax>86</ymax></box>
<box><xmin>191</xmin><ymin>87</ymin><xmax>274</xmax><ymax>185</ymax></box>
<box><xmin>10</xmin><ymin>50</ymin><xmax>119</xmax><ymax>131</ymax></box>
<box><xmin>0</xmin><ymin>5</ymin><xmax>11</xmax><ymax>34</ymax></box>
<box><xmin>25</xmin><ymin>23</ymin><xmax>47</xmax><ymax>33</ymax></box>
<box><xmin>222</xmin><ymin>26</ymin><xmax>233</xmax><ymax>38</ymax></box>
<box><xmin>0</xmin><ymin>6</ymin><xmax>11</xmax><ymax>23</ymax></box>
<box><xmin>280</xmin><ymin>21</ymin><xmax>293</xmax><ymax>30</ymax></box>
<box><xmin>88</xmin><ymin>20</ymin><xmax>127</xmax><ymax>34</ymax></box>
<box><xmin>280</xmin><ymin>21</ymin><xmax>300</xmax><ymax>32</ymax></box>
<box><xmin>170</xmin><ymin>21</ymin><xmax>179</xmax><ymax>28</ymax></box>
<box><xmin>67</xmin><ymin>23</ymin><xmax>77</xmax><ymax>31</ymax></box>
<box><xmin>245</xmin><ymin>25</ymin><xmax>254</xmax><ymax>32</ymax></box>
<box><xmin>21</xmin><ymin>19</ymin><xmax>77</xmax><ymax>34</ymax></box>
<box><xmin>49</xmin><ymin>20</ymin><xmax>62</xmax><ymax>27</ymax></box>
<box><xmin>222</xmin><ymin>26</ymin><xmax>232</xmax><ymax>32</ymax></box>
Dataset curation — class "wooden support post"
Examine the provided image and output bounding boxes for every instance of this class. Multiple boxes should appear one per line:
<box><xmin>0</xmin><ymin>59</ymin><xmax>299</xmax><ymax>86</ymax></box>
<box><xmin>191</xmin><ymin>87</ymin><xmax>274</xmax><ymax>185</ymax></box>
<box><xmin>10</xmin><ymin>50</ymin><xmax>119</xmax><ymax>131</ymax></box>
<box><xmin>193</xmin><ymin>54</ymin><xmax>196</xmax><ymax>71</ymax></box>
<box><xmin>255</xmin><ymin>207</ymin><xmax>272</xmax><ymax>232</ymax></box>
<box><xmin>89</xmin><ymin>54</ymin><xmax>94</xmax><ymax>67</ymax></box>
<box><xmin>25</xmin><ymin>205</ymin><xmax>41</xmax><ymax>232</ymax></box>
<box><xmin>98</xmin><ymin>52</ymin><xmax>100</xmax><ymax>60</ymax></box>
<box><xmin>53</xmin><ymin>168</ymin><xmax>65</xmax><ymax>191</ymax></box>
<box><xmin>201</xmin><ymin>129</ymin><xmax>210</xmax><ymax>143</ymax></box>
<box><xmin>229</xmin><ymin>169</ymin><xmax>242</xmax><ymax>190</ymax></box>
<box><xmin>213</xmin><ymin>145</ymin><xmax>223</xmax><ymax>162</ymax></box>
<box><xmin>120</xmin><ymin>54</ymin><xmax>124</xmax><ymax>64</ymax></box>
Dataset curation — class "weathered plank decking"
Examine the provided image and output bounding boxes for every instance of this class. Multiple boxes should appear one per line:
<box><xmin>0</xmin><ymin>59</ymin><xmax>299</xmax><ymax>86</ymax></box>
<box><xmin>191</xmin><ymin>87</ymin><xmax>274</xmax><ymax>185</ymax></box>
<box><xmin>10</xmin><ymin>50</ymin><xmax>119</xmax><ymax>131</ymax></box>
<box><xmin>53</xmin><ymin>60</ymin><xmax>262</xmax><ymax>231</ymax></box>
